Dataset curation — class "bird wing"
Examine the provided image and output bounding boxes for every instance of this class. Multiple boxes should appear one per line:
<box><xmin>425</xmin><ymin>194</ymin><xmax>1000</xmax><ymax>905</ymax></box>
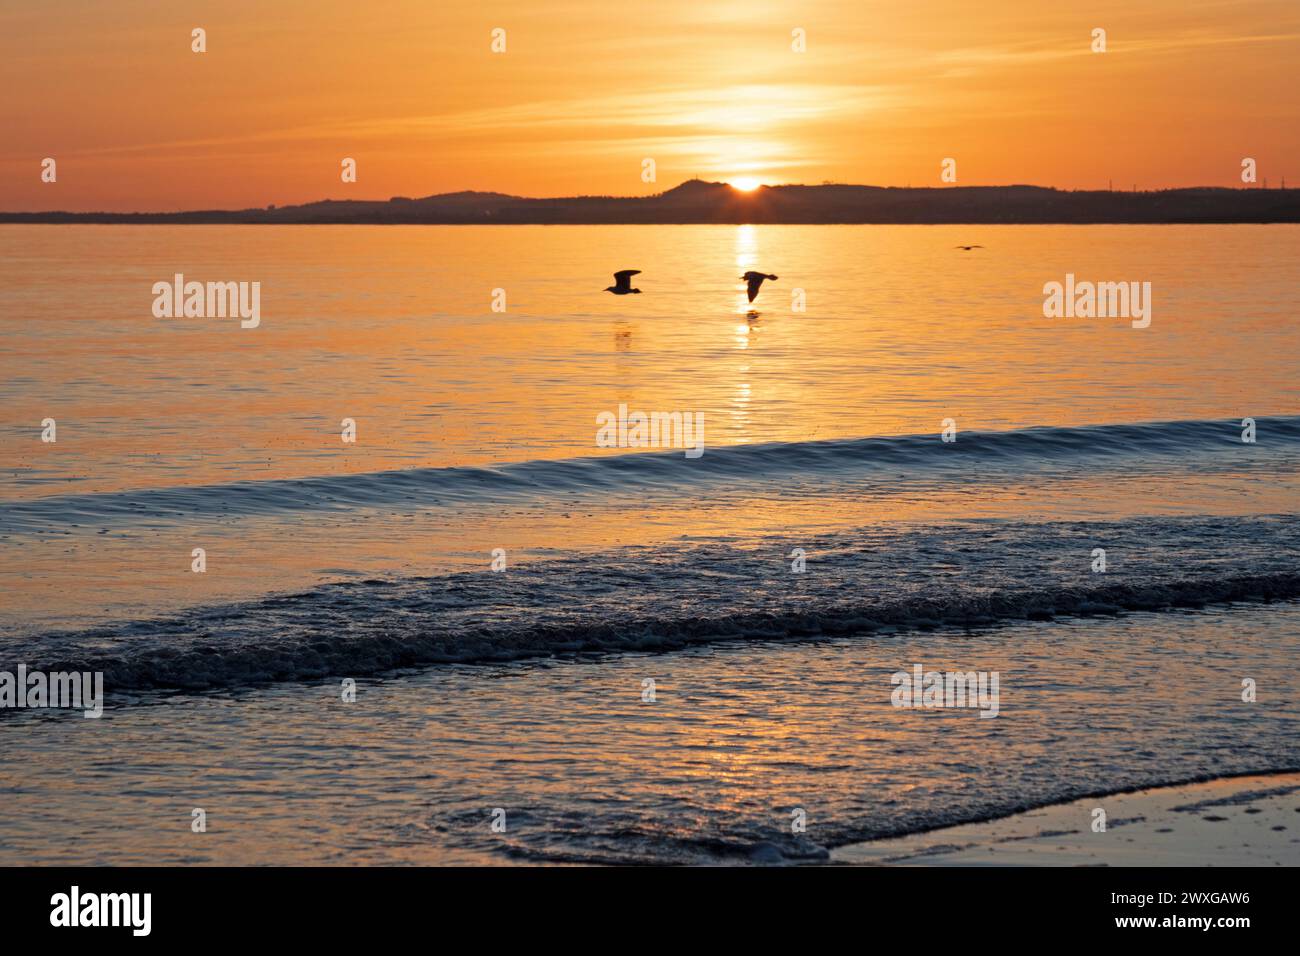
<box><xmin>746</xmin><ymin>275</ymin><xmax>764</xmax><ymax>302</ymax></box>
<box><xmin>613</xmin><ymin>269</ymin><xmax>641</xmax><ymax>280</ymax></box>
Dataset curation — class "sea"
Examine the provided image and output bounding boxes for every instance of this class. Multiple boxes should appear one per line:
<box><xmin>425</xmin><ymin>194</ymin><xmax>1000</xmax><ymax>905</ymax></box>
<box><xmin>1</xmin><ymin>223</ymin><xmax>1297</xmax><ymax>863</ymax></box>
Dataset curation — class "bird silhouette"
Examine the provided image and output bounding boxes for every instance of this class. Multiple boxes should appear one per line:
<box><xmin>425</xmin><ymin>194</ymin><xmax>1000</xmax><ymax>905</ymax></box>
<box><xmin>741</xmin><ymin>271</ymin><xmax>778</xmax><ymax>303</ymax></box>
<box><xmin>954</xmin><ymin>245</ymin><xmax>984</xmax><ymax>251</ymax></box>
<box><xmin>605</xmin><ymin>270</ymin><xmax>642</xmax><ymax>294</ymax></box>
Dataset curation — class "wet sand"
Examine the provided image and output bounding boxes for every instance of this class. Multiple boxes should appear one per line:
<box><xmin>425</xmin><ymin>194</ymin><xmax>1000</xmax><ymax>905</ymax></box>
<box><xmin>832</xmin><ymin>772</ymin><xmax>1300</xmax><ymax>866</ymax></box>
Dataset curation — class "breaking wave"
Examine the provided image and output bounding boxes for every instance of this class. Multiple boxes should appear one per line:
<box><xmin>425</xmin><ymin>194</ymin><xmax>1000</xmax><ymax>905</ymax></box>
<box><xmin>5</xmin><ymin>514</ymin><xmax>1297</xmax><ymax>695</ymax></box>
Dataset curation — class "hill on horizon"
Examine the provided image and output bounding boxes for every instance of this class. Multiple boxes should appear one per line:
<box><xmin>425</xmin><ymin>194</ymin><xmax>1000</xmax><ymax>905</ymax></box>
<box><xmin>4</xmin><ymin>179</ymin><xmax>1299</xmax><ymax>224</ymax></box>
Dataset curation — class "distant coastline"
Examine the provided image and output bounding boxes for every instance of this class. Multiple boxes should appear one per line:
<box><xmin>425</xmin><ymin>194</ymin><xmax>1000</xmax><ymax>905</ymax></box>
<box><xmin>3</xmin><ymin>179</ymin><xmax>1298</xmax><ymax>224</ymax></box>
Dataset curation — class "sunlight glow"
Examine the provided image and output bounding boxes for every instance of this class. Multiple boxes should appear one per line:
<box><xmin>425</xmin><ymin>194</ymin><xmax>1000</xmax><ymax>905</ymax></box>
<box><xmin>729</xmin><ymin>177</ymin><xmax>762</xmax><ymax>192</ymax></box>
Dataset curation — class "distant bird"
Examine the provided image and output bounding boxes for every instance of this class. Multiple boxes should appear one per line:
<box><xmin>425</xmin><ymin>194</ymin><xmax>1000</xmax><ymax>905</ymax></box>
<box><xmin>741</xmin><ymin>270</ymin><xmax>778</xmax><ymax>303</ymax></box>
<box><xmin>605</xmin><ymin>269</ymin><xmax>642</xmax><ymax>294</ymax></box>
<box><xmin>954</xmin><ymin>245</ymin><xmax>984</xmax><ymax>251</ymax></box>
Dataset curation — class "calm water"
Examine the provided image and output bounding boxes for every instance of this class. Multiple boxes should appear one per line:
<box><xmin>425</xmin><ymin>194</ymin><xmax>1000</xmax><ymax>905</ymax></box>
<box><xmin>1</xmin><ymin>224</ymin><xmax>1297</xmax><ymax>863</ymax></box>
<box><xmin>5</xmin><ymin>224</ymin><xmax>1298</xmax><ymax>493</ymax></box>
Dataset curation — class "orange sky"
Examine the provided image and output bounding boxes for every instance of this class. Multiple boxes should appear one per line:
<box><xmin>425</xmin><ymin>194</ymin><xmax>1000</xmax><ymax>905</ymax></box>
<box><xmin>1</xmin><ymin>0</ymin><xmax>1297</xmax><ymax>211</ymax></box>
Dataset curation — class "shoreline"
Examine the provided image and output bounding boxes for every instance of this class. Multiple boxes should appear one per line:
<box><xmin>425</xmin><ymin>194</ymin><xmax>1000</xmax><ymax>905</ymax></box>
<box><xmin>831</xmin><ymin>772</ymin><xmax>1300</xmax><ymax>866</ymax></box>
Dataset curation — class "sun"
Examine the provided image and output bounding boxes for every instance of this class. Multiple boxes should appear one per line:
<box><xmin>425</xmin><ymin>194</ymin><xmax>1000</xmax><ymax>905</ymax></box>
<box><xmin>729</xmin><ymin>177</ymin><xmax>762</xmax><ymax>192</ymax></box>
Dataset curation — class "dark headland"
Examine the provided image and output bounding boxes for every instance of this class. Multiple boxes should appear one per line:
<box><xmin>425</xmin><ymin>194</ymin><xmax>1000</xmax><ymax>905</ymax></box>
<box><xmin>4</xmin><ymin>179</ymin><xmax>1299</xmax><ymax>224</ymax></box>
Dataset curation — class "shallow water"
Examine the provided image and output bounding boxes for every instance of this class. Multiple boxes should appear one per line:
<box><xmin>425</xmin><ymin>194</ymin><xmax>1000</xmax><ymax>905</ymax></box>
<box><xmin>6</xmin><ymin>512</ymin><xmax>1298</xmax><ymax>690</ymax></box>
<box><xmin>1</xmin><ymin>603</ymin><xmax>1295</xmax><ymax>865</ymax></box>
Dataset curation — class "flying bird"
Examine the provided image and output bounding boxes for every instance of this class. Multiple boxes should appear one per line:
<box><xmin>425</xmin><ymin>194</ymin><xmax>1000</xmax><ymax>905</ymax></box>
<box><xmin>605</xmin><ymin>270</ymin><xmax>642</xmax><ymax>294</ymax></box>
<box><xmin>741</xmin><ymin>271</ymin><xmax>778</xmax><ymax>303</ymax></box>
<box><xmin>954</xmin><ymin>245</ymin><xmax>984</xmax><ymax>251</ymax></box>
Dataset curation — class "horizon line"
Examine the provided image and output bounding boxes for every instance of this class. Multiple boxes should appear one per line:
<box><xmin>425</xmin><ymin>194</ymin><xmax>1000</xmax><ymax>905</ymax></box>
<box><xmin>2</xmin><ymin>178</ymin><xmax>1293</xmax><ymax>218</ymax></box>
